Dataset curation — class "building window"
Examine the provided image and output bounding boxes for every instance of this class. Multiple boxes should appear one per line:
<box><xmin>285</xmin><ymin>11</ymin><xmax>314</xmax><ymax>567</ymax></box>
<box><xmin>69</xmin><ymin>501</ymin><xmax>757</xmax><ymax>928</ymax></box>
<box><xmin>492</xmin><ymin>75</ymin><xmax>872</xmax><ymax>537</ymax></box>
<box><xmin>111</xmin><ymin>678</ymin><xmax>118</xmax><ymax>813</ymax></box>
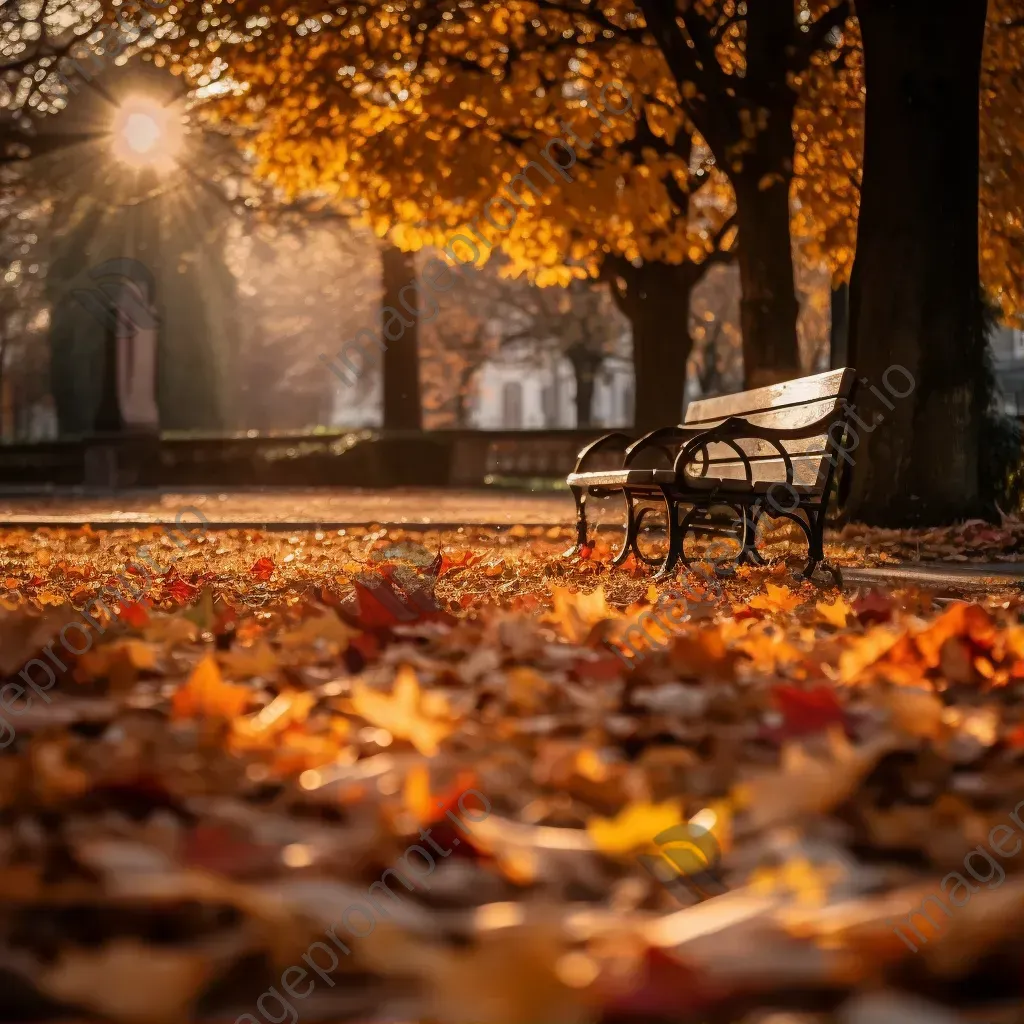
<box><xmin>501</xmin><ymin>381</ymin><xmax>523</xmax><ymax>428</ymax></box>
<box><xmin>1014</xmin><ymin>329</ymin><xmax>1024</xmax><ymax>361</ymax></box>
<box><xmin>541</xmin><ymin>385</ymin><xmax>556</xmax><ymax>425</ymax></box>
<box><xmin>622</xmin><ymin>380</ymin><xmax>635</xmax><ymax>426</ymax></box>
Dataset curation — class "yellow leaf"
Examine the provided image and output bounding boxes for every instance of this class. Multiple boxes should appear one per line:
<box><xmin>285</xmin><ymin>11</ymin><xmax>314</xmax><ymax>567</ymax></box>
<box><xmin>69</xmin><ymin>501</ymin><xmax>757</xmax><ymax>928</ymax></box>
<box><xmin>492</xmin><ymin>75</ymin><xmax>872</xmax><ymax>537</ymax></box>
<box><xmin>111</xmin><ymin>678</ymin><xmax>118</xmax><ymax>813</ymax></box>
<box><xmin>882</xmin><ymin>685</ymin><xmax>946</xmax><ymax>740</ymax></box>
<box><xmin>231</xmin><ymin>689</ymin><xmax>318</xmax><ymax>750</ymax></box>
<box><xmin>587</xmin><ymin>800</ymin><xmax>681</xmax><ymax>856</ymax></box>
<box><xmin>121</xmin><ymin>640</ymin><xmax>158</xmax><ymax>670</ymax></box>
<box><xmin>507</xmin><ymin>666</ymin><xmax>550</xmax><ymax>710</ymax></box>
<box><xmin>838</xmin><ymin>627</ymin><xmax>902</xmax><ymax>683</ymax></box>
<box><xmin>351</xmin><ymin>664</ymin><xmax>452</xmax><ymax>756</ymax></box>
<box><xmin>278</xmin><ymin>609</ymin><xmax>356</xmax><ymax>650</ymax></box>
<box><xmin>749</xmin><ymin>582</ymin><xmax>804</xmax><ymax>613</ymax></box>
<box><xmin>404</xmin><ymin>763</ymin><xmax>434</xmax><ymax>823</ymax></box>
<box><xmin>816</xmin><ymin>596</ymin><xmax>851</xmax><ymax>628</ymax></box>
<box><xmin>546</xmin><ymin>585</ymin><xmax>618</xmax><ymax>643</ymax></box>
<box><xmin>218</xmin><ymin>642</ymin><xmax>279</xmax><ymax>678</ymax></box>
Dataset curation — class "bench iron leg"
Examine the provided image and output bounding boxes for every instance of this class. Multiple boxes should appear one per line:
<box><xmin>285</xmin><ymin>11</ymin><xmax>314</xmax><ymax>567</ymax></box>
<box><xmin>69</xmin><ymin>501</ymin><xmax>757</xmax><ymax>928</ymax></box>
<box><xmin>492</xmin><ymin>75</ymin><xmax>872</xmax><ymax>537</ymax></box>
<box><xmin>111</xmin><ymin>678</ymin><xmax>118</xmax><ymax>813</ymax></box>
<box><xmin>801</xmin><ymin>511</ymin><xmax>822</xmax><ymax>581</ymax></box>
<box><xmin>806</xmin><ymin>507</ymin><xmax>844</xmax><ymax>588</ymax></box>
<box><xmin>612</xmin><ymin>491</ymin><xmax>636</xmax><ymax>566</ymax></box>
<box><xmin>653</xmin><ymin>487</ymin><xmax>682</xmax><ymax>580</ymax></box>
<box><xmin>570</xmin><ymin>485</ymin><xmax>587</xmax><ymax>555</ymax></box>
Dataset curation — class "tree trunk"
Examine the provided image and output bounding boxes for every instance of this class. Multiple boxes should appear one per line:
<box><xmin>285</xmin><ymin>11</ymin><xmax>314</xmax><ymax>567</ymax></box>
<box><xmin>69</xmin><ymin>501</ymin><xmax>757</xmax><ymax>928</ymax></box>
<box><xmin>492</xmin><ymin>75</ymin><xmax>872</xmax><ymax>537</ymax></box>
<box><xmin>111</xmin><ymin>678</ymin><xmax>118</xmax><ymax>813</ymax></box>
<box><xmin>574</xmin><ymin>369</ymin><xmax>596</xmax><ymax>428</ymax></box>
<box><xmin>845</xmin><ymin>0</ymin><xmax>987</xmax><ymax>526</ymax></box>
<box><xmin>733</xmin><ymin>169</ymin><xmax>802</xmax><ymax>389</ymax></box>
<box><xmin>830</xmin><ymin>281</ymin><xmax>850</xmax><ymax>369</ymax></box>
<box><xmin>566</xmin><ymin>347</ymin><xmax>599</xmax><ymax>428</ymax></box>
<box><xmin>380</xmin><ymin>243</ymin><xmax>422</xmax><ymax>430</ymax></box>
<box><xmin>730</xmin><ymin>0</ymin><xmax>803</xmax><ymax>390</ymax></box>
<box><xmin>604</xmin><ymin>258</ymin><xmax>706</xmax><ymax>432</ymax></box>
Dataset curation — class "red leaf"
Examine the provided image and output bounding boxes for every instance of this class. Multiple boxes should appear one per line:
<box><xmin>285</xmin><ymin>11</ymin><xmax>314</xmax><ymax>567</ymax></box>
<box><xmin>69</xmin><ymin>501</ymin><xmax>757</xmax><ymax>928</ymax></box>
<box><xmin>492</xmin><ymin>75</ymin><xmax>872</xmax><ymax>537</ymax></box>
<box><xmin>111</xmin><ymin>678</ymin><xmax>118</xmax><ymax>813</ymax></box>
<box><xmin>425</xmin><ymin>771</ymin><xmax>483</xmax><ymax>860</ymax></box>
<box><xmin>350</xmin><ymin>578</ymin><xmax>413</xmax><ymax>628</ymax></box>
<box><xmin>345</xmin><ymin>573</ymin><xmax>440</xmax><ymax>629</ymax></box>
<box><xmin>181</xmin><ymin>824</ymin><xmax>280</xmax><ymax>878</ymax></box>
<box><xmin>601</xmin><ymin>947</ymin><xmax>730</xmax><ymax>1019</ymax></box>
<box><xmin>770</xmin><ymin>683</ymin><xmax>847</xmax><ymax>739</ymax></box>
<box><xmin>349</xmin><ymin>631</ymin><xmax>379</xmax><ymax>663</ymax></box>
<box><xmin>573</xmin><ymin>654</ymin><xmax>625</xmax><ymax>681</ymax></box>
<box><xmin>118</xmin><ymin>600</ymin><xmax>151</xmax><ymax>629</ymax></box>
<box><xmin>164</xmin><ymin>576</ymin><xmax>199</xmax><ymax>605</ymax></box>
<box><xmin>439</xmin><ymin>550</ymin><xmax>478</xmax><ymax>575</ymax></box>
<box><xmin>250</xmin><ymin>557</ymin><xmax>275</xmax><ymax>582</ymax></box>
<box><xmin>853</xmin><ymin>589</ymin><xmax>894</xmax><ymax>625</ymax></box>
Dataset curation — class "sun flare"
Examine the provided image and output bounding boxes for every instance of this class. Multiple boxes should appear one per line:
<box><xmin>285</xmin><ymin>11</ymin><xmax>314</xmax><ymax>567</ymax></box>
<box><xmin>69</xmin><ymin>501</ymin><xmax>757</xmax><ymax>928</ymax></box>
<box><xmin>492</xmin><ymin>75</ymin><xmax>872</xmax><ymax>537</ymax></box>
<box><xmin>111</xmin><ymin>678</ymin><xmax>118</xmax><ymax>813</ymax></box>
<box><xmin>111</xmin><ymin>95</ymin><xmax>184</xmax><ymax>171</ymax></box>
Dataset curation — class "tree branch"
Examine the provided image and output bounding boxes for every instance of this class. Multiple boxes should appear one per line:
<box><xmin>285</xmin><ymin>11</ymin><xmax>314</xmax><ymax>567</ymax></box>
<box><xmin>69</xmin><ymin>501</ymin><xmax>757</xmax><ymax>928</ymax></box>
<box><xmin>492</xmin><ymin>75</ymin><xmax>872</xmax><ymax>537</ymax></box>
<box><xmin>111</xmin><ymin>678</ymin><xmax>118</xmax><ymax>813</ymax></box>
<box><xmin>789</xmin><ymin>0</ymin><xmax>851</xmax><ymax>71</ymax></box>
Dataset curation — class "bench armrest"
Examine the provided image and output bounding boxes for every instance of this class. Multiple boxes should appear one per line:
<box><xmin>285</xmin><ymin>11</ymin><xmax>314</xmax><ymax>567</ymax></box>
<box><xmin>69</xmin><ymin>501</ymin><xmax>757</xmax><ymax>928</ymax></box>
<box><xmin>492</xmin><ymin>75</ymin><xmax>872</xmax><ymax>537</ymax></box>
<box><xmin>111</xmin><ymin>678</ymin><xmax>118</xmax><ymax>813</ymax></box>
<box><xmin>571</xmin><ymin>431</ymin><xmax>633</xmax><ymax>475</ymax></box>
<box><xmin>623</xmin><ymin>425</ymin><xmax>707</xmax><ymax>468</ymax></box>
<box><xmin>671</xmin><ymin>411</ymin><xmax>848</xmax><ymax>483</ymax></box>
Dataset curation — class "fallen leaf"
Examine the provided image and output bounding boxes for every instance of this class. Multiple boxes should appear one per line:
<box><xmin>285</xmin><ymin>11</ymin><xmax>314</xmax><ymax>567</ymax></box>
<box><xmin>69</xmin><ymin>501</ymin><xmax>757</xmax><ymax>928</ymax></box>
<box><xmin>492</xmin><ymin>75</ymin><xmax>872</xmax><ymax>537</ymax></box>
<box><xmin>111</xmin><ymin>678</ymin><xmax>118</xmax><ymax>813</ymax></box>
<box><xmin>250</xmin><ymin>556</ymin><xmax>275</xmax><ymax>581</ymax></box>
<box><xmin>350</xmin><ymin>664</ymin><xmax>453</xmax><ymax>756</ymax></box>
<box><xmin>587</xmin><ymin>800</ymin><xmax>681</xmax><ymax>856</ymax></box>
<box><xmin>749</xmin><ymin>582</ymin><xmax>804</xmax><ymax>613</ymax></box>
<box><xmin>172</xmin><ymin>655</ymin><xmax>251</xmax><ymax>720</ymax></box>
<box><xmin>816</xmin><ymin>596</ymin><xmax>851</xmax><ymax>628</ymax></box>
<box><xmin>771</xmin><ymin>684</ymin><xmax>847</xmax><ymax>738</ymax></box>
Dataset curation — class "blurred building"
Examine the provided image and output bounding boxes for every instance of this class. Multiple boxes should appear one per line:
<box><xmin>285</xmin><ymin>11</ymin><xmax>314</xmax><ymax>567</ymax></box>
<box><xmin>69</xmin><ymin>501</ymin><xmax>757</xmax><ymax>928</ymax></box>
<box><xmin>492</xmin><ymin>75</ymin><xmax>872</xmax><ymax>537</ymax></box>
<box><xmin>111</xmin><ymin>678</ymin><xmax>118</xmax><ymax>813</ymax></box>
<box><xmin>991</xmin><ymin>325</ymin><xmax>1024</xmax><ymax>416</ymax></box>
<box><xmin>470</xmin><ymin>354</ymin><xmax>633</xmax><ymax>429</ymax></box>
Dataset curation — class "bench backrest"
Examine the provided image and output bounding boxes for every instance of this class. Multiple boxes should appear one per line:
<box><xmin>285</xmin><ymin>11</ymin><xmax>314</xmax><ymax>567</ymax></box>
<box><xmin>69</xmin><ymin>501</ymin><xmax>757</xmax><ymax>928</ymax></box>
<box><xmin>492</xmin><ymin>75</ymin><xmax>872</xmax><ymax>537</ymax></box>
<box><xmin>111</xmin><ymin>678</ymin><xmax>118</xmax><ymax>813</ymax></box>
<box><xmin>681</xmin><ymin>367</ymin><xmax>856</xmax><ymax>493</ymax></box>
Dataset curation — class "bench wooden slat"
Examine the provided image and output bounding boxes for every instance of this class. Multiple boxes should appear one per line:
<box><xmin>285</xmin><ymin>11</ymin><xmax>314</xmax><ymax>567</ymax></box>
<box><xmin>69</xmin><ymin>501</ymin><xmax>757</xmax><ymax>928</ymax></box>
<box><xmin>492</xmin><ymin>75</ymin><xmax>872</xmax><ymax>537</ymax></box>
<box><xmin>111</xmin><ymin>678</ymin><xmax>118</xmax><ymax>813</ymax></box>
<box><xmin>682</xmin><ymin>454</ymin><xmax>828</xmax><ymax>489</ymax></box>
<box><xmin>683</xmin><ymin>396</ymin><xmax>847</xmax><ymax>433</ymax></box>
<box><xmin>684</xmin><ymin>368</ymin><xmax>855</xmax><ymax>426</ymax></box>
<box><xmin>697</xmin><ymin>435</ymin><xmax>833</xmax><ymax>463</ymax></box>
<box><xmin>567</xmin><ymin>467</ymin><xmax>822</xmax><ymax>493</ymax></box>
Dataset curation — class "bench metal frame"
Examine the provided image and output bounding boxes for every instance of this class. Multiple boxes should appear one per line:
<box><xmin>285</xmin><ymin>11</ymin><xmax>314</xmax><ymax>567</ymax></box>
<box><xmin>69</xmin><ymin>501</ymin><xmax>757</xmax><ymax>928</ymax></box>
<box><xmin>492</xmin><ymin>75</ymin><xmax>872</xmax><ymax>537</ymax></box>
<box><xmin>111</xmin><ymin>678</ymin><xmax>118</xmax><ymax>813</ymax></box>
<box><xmin>568</xmin><ymin>388</ymin><xmax>856</xmax><ymax>587</ymax></box>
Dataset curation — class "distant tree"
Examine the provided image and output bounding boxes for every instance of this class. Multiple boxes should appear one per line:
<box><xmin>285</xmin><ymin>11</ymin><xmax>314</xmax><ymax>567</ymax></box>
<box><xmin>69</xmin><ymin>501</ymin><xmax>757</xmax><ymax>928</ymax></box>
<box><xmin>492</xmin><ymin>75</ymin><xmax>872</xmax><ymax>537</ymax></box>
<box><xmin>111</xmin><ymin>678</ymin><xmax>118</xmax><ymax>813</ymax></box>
<box><xmin>495</xmin><ymin>278</ymin><xmax>627</xmax><ymax>429</ymax></box>
<box><xmin>419</xmin><ymin>258</ymin><xmax>626</xmax><ymax>428</ymax></box>
<box><xmin>161</xmin><ymin>0</ymin><xmax>850</xmax><ymax>422</ymax></box>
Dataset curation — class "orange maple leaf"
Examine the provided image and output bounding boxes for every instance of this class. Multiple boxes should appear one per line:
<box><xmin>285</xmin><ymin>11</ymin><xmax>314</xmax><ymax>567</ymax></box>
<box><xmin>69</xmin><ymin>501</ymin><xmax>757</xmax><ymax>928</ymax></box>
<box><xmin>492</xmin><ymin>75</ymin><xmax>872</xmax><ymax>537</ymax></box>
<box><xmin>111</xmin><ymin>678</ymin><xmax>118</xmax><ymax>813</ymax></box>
<box><xmin>748</xmin><ymin>582</ymin><xmax>804</xmax><ymax>613</ymax></box>
<box><xmin>816</xmin><ymin>596</ymin><xmax>851</xmax><ymax>629</ymax></box>
<box><xmin>173</xmin><ymin>655</ymin><xmax>251</xmax><ymax>721</ymax></box>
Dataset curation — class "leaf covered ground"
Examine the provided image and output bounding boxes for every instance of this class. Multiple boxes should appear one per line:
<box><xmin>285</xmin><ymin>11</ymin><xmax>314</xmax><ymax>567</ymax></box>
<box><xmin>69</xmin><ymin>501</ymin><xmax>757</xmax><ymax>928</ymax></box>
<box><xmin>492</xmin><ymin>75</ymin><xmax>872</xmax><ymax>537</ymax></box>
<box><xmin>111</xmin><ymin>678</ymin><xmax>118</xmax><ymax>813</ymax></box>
<box><xmin>0</xmin><ymin>519</ymin><xmax>1023</xmax><ymax>1024</ymax></box>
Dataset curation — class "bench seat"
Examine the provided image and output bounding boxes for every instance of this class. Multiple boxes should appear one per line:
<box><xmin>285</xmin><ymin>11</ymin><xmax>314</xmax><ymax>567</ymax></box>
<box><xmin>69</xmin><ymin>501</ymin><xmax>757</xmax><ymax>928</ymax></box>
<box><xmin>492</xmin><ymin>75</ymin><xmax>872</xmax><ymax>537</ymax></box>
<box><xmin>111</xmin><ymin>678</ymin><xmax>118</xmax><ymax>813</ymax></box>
<box><xmin>567</xmin><ymin>368</ymin><xmax>857</xmax><ymax>582</ymax></box>
<box><xmin>567</xmin><ymin>469</ymin><xmax>822</xmax><ymax>494</ymax></box>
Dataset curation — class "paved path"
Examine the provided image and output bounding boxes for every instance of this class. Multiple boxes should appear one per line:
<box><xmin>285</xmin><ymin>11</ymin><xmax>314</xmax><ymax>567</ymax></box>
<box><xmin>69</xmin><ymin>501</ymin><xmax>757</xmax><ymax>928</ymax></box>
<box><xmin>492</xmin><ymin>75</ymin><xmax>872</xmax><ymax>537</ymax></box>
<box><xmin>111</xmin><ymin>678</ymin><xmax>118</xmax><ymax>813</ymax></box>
<box><xmin>843</xmin><ymin>563</ymin><xmax>1024</xmax><ymax>592</ymax></box>
<box><xmin>2</xmin><ymin>489</ymin><xmax>1022</xmax><ymax>593</ymax></box>
<box><xmin>0</xmin><ymin>488</ymin><xmax>576</xmax><ymax>529</ymax></box>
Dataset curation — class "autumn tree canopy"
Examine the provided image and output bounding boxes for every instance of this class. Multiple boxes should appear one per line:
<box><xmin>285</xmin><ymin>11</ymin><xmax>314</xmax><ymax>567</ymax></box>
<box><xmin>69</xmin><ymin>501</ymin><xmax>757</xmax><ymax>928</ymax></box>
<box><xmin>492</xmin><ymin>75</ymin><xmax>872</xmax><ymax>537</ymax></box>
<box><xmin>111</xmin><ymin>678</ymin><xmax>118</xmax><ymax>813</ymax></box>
<box><xmin>156</xmin><ymin>0</ymin><xmax>855</xmax><ymax>426</ymax></box>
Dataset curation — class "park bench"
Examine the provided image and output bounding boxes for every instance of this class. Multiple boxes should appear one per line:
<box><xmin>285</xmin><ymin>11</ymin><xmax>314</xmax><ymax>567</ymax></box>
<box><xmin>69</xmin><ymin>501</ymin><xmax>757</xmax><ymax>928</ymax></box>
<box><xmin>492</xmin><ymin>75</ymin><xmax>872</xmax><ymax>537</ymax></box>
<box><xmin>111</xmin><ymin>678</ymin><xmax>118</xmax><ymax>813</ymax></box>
<box><xmin>566</xmin><ymin>367</ymin><xmax>857</xmax><ymax>585</ymax></box>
